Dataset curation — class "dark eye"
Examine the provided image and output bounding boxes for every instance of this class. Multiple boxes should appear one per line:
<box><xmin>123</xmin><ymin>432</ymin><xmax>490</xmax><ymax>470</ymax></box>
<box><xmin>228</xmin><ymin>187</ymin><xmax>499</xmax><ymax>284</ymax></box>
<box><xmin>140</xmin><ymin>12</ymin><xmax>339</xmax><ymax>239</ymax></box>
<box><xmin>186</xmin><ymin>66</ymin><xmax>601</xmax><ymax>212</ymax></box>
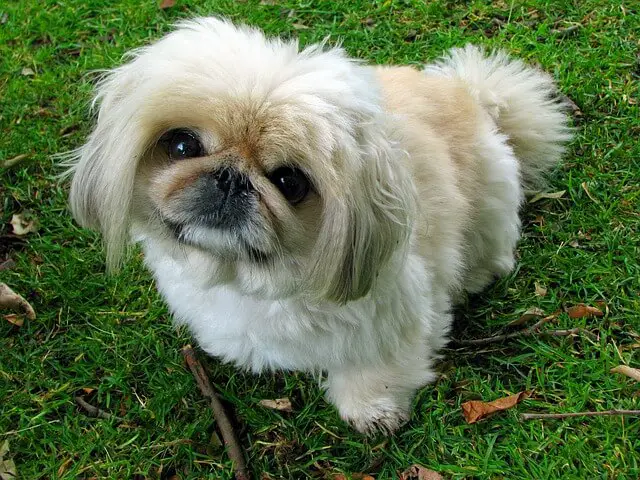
<box><xmin>162</xmin><ymin>129</ymin><xmax>204</xmax><ymax>160</ymax></box>
<box><xmin>267</xmin><ymin>167</ymin><xmax>310</xmax><ymax>205</ymax></box>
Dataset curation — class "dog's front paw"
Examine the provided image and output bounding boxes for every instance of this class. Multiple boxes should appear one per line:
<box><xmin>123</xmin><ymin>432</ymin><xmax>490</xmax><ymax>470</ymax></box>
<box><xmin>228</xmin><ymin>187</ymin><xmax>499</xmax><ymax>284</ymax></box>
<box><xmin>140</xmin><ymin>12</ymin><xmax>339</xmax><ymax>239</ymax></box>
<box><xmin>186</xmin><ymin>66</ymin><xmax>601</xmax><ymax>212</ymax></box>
<box><xmin>337</xmin><ymin>397</ymin><xmax>410</xmax><ymax>435</ymax></box>
<box><xmin>326</xmin><ymin>362</ymin><xmax>432</xmax><ymax>435</ymax></box>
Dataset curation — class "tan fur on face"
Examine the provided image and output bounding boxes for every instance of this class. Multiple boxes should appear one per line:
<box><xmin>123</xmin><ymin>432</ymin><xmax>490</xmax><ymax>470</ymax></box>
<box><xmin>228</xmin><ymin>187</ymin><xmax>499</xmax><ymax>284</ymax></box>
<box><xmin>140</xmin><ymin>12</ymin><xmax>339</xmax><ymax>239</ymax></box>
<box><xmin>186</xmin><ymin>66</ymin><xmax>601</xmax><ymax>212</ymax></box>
<box><xmin>150</xmin><ymin>150</ymin><xmax>253</xmax><ymax>203</ymax></box>
<box><xmin>131</xmin><ymin>66</ymin><xmax>417</xmax><ymax>301</ymax></box>
<box><xmin>134</xmin><ymin>93</ymin><xmax>326</xmax><ymax>261</ymax></box>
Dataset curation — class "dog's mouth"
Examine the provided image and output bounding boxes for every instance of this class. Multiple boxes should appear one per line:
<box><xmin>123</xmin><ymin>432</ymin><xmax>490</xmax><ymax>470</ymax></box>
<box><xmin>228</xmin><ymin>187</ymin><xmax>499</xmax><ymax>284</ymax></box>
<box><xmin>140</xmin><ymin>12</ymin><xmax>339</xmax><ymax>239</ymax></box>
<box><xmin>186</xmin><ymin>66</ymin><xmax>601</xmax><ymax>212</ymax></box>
<box><xmin>162</xmin><ymin>217</ymin><xmax>271</xmax><ymax>263</ymax></box>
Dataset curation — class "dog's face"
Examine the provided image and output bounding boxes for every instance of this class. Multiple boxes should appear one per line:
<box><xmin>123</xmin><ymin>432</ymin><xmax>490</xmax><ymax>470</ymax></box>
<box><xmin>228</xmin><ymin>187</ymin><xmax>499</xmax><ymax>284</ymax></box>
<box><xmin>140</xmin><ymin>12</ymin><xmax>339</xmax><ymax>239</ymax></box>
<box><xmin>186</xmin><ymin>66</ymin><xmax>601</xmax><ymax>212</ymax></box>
<box><xmin>140</xmin><ymin>92</ymin><xmax>324</xmax><ymax>267</ymax></box>
<box><xmin>69</xmin><ymin>18</ymin><xmax>413</xmax><ymax>302</ymax></box>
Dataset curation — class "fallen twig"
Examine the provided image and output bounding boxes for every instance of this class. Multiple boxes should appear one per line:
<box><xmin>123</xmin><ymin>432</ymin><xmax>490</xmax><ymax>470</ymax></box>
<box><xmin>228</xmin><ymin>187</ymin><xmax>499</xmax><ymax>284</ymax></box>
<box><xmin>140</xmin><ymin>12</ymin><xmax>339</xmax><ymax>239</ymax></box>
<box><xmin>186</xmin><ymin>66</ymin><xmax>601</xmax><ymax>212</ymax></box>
<box><xmin>181</xmin><ymin>345</ymin><xmax>249</xmax><ymax>480</ymax></box>
<box><xmin>543</xmin><ymin>328</ymin><xmax>582</xmax><ymax>337</ymax></box>
<box><xmin>551</xmin><ymin>24</ymin><xmax>582</xmax><ymax>37</ymax></box>
<box><xmin>521</xmin><ymin>409</ymin><xmax>640</xmax><ymax>421</ymax></box>
<box><xmin>74</xmin><ymin>395</ymin><xmax>123</xmax><ymax>422</ymax></box>
<box><xmin>453</xmin><ymin>327</ymin><xmax>583</xmax><ymax>347</ymax></box>
<box><xmin>451</xmin><ymin>315</ymin><xmax>582</xmax><ymax>347</ymax></box>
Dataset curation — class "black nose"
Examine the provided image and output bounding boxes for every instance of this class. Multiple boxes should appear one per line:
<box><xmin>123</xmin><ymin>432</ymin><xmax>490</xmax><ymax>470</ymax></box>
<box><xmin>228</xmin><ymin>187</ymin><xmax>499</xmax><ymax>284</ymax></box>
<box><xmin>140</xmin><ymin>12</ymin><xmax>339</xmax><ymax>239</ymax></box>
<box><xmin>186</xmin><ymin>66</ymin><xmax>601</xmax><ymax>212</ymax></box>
<box><xmin>186</xmin><ymin>167</ymin><xmax>255</xmax><ymax>230</ymax></box>
<box><xmin>214</xmin><ymin>168</ymin><xmax>252</xmax><ymax>197</ymax></box>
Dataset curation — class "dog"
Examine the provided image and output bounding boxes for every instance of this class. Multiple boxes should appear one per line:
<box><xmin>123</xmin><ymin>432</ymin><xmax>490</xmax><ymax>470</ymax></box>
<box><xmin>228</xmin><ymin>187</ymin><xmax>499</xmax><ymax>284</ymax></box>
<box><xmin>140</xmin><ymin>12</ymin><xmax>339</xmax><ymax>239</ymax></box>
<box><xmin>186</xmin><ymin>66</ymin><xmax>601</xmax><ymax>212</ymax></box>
<box><xmin>67</xmin><ymin>17</ymin><xmax>571</xmax><ymax>434</ymax></box>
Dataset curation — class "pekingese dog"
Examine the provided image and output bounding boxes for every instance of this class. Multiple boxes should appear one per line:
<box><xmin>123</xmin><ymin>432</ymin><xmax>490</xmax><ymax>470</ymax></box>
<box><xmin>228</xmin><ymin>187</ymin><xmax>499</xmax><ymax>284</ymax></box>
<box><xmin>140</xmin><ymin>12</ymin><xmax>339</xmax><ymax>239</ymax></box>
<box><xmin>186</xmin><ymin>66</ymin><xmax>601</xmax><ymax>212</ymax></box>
<box><xmin>67</xmin><ymin>17</ymin><xmax>571</xmax><ymax>434</ymax></box>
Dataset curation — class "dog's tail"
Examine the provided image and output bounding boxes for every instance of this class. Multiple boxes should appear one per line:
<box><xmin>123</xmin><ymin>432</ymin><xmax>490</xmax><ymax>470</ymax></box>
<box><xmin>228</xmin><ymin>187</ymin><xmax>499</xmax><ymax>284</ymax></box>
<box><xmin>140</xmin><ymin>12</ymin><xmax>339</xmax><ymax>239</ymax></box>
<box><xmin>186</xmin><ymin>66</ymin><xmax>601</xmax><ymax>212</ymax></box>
<box><xmin>424</xmin><ymin>45</ymin><xmax>573</xmax><ymax>189</ymax></box>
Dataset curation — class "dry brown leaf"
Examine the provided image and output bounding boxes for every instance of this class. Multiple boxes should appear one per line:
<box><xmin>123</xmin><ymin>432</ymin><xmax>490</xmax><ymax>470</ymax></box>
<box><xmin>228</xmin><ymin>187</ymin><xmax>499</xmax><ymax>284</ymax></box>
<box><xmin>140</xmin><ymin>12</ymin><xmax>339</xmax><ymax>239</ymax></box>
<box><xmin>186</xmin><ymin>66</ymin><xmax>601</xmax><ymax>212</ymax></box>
<box><xmin>57</xmin><ymin>458</ymin><xmax>73</xmax><ymax>477</ymax></box>
<box><xmin>3</xmin><ymin>314</ymin><xmax>23</xmax><ymax>328</ymax></box>
<box><xmin>0</xmin><ymin>459</ymin><xmax>16</xmax><ymax>480</ymax></box>
<box><xmin>528</xmin><ymin>190</ymin><xmax>566</xmax><ymax>203</ymax></box>
<box><xmin>595</xmin><ymin>300</ymin><xmax>608</xmax><ymax>315</ymax></box>
<box><xmin>462</xmin><ymin>390</ymin><xmax>532</xmax><ymax>424</ymax></box>
<box><xmin>0</xmin><ymin>283</ymin><xmax>36</xmax><ymax>321</ymax></box>
<box><xmin>532</xmin><ymin>214</ymin><xmax>544</xmax><ymax>226</ymax></box>
<box><xmin>534</xmin><ymin>282</ymin><xmax>547</xmax><ymax>297</ymax></box>
<box><xmin>566</xmin><ymin>304</ymin><xmax>603</xmax><ymax>319</ymax></box>
<box><xmin>81</xmin><ymin>387</ymin><xmax>95</xmax><ymax>395</ymax></box>
<box><xmin>611</xmin><ymin>365</ymin><xmax>640</xmax><ymax>383</ymax></box>
<box><xmin>0</xmin><ymin>441</ymin><xmax>17</xmax><ymax>480</ymax></box>
<box><xmin>10</xmin><ymin>212</ymin><xmax>39</xmax><ymax>236</ymax></box>
<box><xmin>158</xmin><ymin>0</ymin><xmax>176</xmax><ymax>9</ymax></box>
<box><xmin>119</xmin><ymin>397</ymin><xmax>129</xmax><ymax>417</ymax></box>
<box><xmin>578</xmin><ymin>230</ymin><xmax>592</xmax><ymax>241</ymax></box>
<box><xmin>400</xmin><ymin>464</ymin><xmax>443</xmax><ymax>480</ymax></box>
<box><xmin>258</xmin><ymin>397</ymin><xmax>293</xmax><ymax>412</ymax></box>
<box><xmin>508</xmin><ymin>307</ymin><xmax>545</xmax><ymax>327</ymax></box>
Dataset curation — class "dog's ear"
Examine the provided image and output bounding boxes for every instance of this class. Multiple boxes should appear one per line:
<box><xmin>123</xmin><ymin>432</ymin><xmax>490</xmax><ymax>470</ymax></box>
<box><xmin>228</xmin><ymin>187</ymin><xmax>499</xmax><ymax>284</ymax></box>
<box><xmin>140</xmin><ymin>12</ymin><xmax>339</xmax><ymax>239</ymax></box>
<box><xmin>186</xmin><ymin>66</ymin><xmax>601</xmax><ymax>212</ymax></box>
<box><xmin>65</xmin><ymin>65</ymin><xmax>149</xmax><ymax>270</ymax></box>
<box><xmin>309</xmin><ymin>126</ymin><xmax>415</xmax><ymax>304</ymax></box>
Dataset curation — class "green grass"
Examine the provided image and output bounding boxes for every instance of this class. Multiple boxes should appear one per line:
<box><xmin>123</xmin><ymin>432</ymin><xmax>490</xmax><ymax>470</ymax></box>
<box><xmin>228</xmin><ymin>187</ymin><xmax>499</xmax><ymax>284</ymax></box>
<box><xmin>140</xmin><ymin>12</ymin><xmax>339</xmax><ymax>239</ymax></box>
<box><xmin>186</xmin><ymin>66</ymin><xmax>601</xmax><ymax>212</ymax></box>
<box><xmin>1</xmin><ymin>0</ymin><xmax>639</xmax><ymax>478</ymax></box>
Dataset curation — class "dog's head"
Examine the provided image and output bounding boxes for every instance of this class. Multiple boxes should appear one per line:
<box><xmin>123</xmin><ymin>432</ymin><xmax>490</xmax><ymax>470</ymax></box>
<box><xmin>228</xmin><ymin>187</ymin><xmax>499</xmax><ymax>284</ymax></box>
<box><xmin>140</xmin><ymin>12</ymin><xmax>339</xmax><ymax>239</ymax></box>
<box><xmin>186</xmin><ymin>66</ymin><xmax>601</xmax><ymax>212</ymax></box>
<box><xmin>68</xmin><ymin>18</ymin><xmax>414</xmax><ymax>302</ymax></box>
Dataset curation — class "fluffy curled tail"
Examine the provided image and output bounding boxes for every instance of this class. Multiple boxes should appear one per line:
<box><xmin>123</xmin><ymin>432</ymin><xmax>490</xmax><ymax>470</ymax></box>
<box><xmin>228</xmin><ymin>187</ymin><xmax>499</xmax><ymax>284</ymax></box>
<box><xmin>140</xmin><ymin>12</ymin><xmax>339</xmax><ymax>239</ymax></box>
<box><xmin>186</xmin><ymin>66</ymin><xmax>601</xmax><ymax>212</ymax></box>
<box><xmin>424</xmin><ymin>45</ymin><xmax>573</xmax><ymax>189</ymax></box>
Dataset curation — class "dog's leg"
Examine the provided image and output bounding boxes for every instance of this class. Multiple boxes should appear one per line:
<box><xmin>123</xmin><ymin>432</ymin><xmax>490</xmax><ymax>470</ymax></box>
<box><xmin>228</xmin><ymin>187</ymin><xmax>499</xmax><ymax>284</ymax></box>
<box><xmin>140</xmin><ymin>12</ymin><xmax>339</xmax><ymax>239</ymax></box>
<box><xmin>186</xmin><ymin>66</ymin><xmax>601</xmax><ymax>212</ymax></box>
<box><xmin>325</xmin><ymin>346</ymin><xmax>437</xmax><ymax>435</ymax></box>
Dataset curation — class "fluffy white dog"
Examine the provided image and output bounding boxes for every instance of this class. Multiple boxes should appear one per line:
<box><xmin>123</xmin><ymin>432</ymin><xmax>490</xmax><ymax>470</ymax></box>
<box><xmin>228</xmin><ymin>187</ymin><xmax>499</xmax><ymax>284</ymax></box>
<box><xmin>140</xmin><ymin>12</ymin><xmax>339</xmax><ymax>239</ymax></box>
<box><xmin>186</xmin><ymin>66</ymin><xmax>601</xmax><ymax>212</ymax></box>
<box><xmin>67</xmin><ymin>17</ymin><xmax>571</xmax><ymax>434</ymax></box>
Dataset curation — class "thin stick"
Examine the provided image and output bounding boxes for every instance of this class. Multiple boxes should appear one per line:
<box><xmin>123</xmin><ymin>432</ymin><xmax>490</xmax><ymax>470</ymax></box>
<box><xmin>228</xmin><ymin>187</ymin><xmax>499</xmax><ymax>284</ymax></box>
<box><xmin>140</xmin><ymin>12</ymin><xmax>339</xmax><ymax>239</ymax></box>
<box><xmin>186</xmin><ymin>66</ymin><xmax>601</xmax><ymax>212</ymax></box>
<box><xmin>551</xmin><ymin>24</ymin><xmax>582</xmax><ymax>37</ymax></box>
<box><xmin>181</xmin><ymin>345</ymin><xmax>249</xmax><ymax>480</ymax></box>
<box><xmin>521</xmin><ymin>409</ymin><xmax>640</xmax><ymax>421</ymax></box>
<box><xmin>0</xmin><ymin>420</ymin><xmax>61</xmax><ymax>436</ymax></box>
<box><xmin>74</xmin><ymin>395</ymin><xmax>123</xmax><ymax>422</ymax></box>
<box><xmin>452</xmin><ymin>315</ymin><xmax>578</xmax><ymax>347</ymax></box>
<box><xmin>543</xmin><ymin>328</ymin><xmax>582</xmax><ymax>337</ymax></box>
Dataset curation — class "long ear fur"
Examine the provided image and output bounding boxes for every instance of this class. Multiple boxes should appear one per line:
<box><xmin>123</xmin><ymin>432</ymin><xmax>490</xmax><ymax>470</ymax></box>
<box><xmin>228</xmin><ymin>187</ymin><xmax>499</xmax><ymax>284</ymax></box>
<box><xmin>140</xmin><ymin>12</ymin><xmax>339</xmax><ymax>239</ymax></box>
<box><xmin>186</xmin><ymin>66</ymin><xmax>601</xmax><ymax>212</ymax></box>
<box><xmin>64</xmin><ymin>62</ymin><xmax>148</xmax><ymax>270</ymax></box>
<box><xmin>310</xmin><ymin>124</ymin><xmax>415</xmax><ymax>304</ymax></box>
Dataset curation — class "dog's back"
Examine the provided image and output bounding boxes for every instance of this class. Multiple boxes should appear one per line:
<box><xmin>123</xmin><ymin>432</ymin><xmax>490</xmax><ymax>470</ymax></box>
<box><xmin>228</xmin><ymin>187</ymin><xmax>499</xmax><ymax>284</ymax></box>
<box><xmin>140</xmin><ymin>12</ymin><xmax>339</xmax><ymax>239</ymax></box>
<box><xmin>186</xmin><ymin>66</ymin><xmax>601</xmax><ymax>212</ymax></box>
<box><xmin>374</xmin><ymin>48</ymin><xmax>571</xmax><ymax>298</ymax></box>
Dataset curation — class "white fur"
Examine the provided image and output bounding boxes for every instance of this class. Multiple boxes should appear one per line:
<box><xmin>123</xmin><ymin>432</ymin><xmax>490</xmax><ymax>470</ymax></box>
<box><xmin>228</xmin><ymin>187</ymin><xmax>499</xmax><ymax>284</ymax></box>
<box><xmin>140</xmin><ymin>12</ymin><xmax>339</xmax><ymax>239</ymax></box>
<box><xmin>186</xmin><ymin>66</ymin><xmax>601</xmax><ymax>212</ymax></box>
<box><xmin>66</xmin><ymin>18</ymin><xmax>571</xmax><ymax>434</ymax></box>
<box><xmin>424</xmin><ymin>45</ymin><xmax>573</xmax><ymax>189</ymax></box>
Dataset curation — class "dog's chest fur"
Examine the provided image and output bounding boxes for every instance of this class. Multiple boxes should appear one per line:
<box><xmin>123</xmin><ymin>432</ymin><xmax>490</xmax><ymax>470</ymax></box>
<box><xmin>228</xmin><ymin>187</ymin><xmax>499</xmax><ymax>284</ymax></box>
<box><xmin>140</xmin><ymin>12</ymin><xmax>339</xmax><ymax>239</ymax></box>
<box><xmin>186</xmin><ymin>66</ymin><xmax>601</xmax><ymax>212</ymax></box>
<box><xmin>141</xmin><ymin>237</ymin><xmax>433</xmax><ymax>373</ymax></box>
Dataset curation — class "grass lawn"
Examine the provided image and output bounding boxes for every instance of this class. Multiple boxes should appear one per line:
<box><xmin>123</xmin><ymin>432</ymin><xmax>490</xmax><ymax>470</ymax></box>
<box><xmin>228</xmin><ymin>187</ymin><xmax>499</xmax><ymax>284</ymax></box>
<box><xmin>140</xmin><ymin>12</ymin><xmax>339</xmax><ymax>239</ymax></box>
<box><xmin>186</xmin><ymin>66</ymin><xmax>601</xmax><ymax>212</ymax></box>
<box><xmin>1</xmin><ymin>0</ymin><xmax>639</xmax><ymax>478</ymax></box>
